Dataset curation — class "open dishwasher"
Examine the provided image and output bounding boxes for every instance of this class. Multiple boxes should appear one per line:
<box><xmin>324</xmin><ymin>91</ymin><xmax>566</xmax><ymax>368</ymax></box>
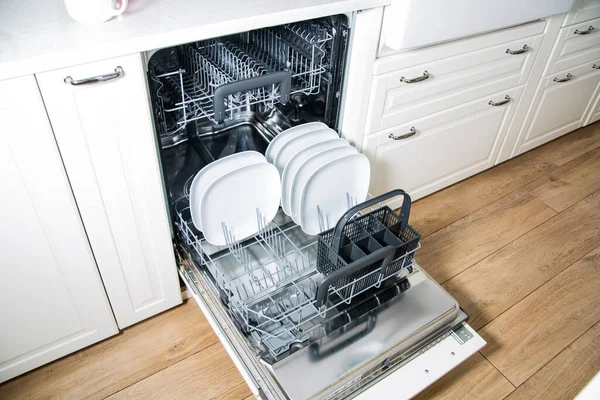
<box><xmin>146</xmin><ymin>13</ymin><xmax>484</xmax><ymax>400</ymax></box>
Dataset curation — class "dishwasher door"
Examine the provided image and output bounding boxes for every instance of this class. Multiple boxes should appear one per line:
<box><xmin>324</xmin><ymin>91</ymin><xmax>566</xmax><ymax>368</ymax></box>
<box><xmin>179</xmin><ymin>257</ymin><xmax>485</xmax><ymax>400</ymax></box>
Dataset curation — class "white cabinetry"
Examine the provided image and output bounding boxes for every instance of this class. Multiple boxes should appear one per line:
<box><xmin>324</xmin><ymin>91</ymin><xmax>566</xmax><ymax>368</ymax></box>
<box><xmin>510</xmin><ymin>16</ymin><xmax>600</xmax><ymax>156</ymax></box>
<box><xmin>516</xmin><ymin>65</ymin><xmax>600</xmax><ymax>154</ymax></box>
<box><xmin>0</xmin><ymin>75</ymin><xmax>117</xmax><ymax>383</ymax></box>
<box><xmin>363</xmin><ymin>87</ymin><xmax>523</xmax><ymax>205</ymax></box>
<box><xmin>36</xmin><ymin>54</ymin><xmax>181</xmax><ymax>329</ymax></box>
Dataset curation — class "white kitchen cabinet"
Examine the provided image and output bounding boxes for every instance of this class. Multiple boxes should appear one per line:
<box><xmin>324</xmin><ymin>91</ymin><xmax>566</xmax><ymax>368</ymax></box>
<box><xmin>514</xmin><ymin>63</ymin><xmax>600</xmax><ymax>155</ymax></box>
<box><xmin>366</xmin><ymin>21</ymin><xmax>546</xmax><ymax>136</ymax></box>
<box><xmin>585</xmin><ymin>86</ymin><xmax>600</xmax><ymax>124</ymax></box>
<box><xmin>36</xmin><ymin>54</ymin><xmax>182</xmax><ymax>329</ymax></box>
<box><xmin>362</xmin><ymin>86</ymin><xmax>523</xmax><ymax>207</ymax></box>
<box><xmin>0</xmin><ymin>75</ymin><xmax>118</xmax><ymax>383</ymax></box>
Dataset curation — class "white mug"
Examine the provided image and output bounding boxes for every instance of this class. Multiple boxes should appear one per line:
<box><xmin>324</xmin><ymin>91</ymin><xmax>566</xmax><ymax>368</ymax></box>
<box><xmin>64</xmin><ymin>0</ymin><xmax>129</xmax><ymax>24</ymax></box>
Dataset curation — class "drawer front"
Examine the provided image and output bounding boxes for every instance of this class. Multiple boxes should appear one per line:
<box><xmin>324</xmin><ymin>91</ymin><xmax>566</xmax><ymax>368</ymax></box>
<box><xmin>585</xmin><ymin>95</ymin><xmax>600</xmax><ymax>125</ymax></box>
<box><xmin>375</xmin><ymin>20</ymin><xmax>546</xmax><ymax>74</ymax></box>
<box><xmin>549</xmin><ymin>17</ymin><xmax>600</xmax><ymax>74</ymax></box>
<box><xmin>363</xmin><ymin>86</ymin><xmax>523</xmax><ymax>204</ymax></box>
<box><xmin>563</xmin><ymin>0</ymin><xmax>600</xmax><ymax>27</ymax></box>
<box><xmin>367</xmin><ymin>35</ymin><xmax>542</xmax><ymax>134</ymax></box>
<box><xmin>519</xmin><ymin>61</ymin><xmax>600</xmax><ymax>154</ymax></box>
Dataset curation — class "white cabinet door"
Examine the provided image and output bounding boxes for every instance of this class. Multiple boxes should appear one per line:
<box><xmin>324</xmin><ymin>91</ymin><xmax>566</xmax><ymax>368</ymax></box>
<box><xmin>363</xmin><ymin>87</ymin><xmax>523</xmax><ymax>207</ymax></box>
<box><xmin>585</xmin><ymin>88</ymin><xmax>600</xmax><ymax>125</ymax></box>
<box><xmin>36</xmin><ymin>54</ymin><xmax>181</xmax><ymax>329</ymax></box>
<box><xmin>0</xmin><ymin>75</ymin><xmax>117</xmax><ymax>383</ymax></box>
<box><xmin>515</xmin><ymin>63</ymin><xmax>600</xmax><ymax>155</ymax></box>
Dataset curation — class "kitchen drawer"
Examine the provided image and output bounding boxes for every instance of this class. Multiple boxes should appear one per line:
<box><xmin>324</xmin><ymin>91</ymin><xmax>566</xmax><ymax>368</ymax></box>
<box><xmin>563</xmin><ymin>0</ymin><xmax>600</xmax><ymax>27</ymax></box>
<box><xmin>517</xmin><ymin>61</ymin><xmax>600</xmax><ymax>154</ymax></box>
<box><xmin>585</xmin><ymin>93</ymin><xmax>600</xmax><ymax>125</ymax></box>
<box><xmin>366</xmin><ymin>35</ymin><xmax>542</xmax><ymax>134</ymax></box>
<box><xmin>375</xmin><ymin>20</ymin><xmax>546</xmax><ymax>74</ymax></box>
<box><xmin>363</xmin><ymin>86</ymin><xmax>523</xmax><ymax>206</ymax></box>
<box><xmin>547</xmin><ymin>16</ymin><xmax>600</xmax><ymax>74</ymax></box>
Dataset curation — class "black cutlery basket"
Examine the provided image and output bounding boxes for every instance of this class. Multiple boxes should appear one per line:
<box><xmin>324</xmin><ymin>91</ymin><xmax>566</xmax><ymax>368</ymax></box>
<box><xmin>315</xmin><ymin>190</ymin><xmax>421</xmax><ymax>307</ymax></box>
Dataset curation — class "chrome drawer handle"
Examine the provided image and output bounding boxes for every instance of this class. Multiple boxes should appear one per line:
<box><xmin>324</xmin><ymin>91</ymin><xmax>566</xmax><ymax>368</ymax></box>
<box><xmin>593</xmin><ymin>64</ymin><xmax>600</xmax><ymax>69</ymax></box>
<box><xmin>574</xmin><ymin>26</ymin><xmax>594</xmax><ymax>35</ymax></box>
<box><xmin>506</xmin><ymin>45</ymin><xmax>529</xmax><ymax>55</ymax></box>
<box><xmin>554</xmin><ymin>73</ymin><xmax>573</xmax><ymax>83</ymax></box>
<box><xmin>64</xmin><ymin>66</ymin><xmax>124</xmax><ymax>86</ymax></box>
<box><xmin>389</xmin><ymin>127</ymin><xmax>416</xmax><ymax>140</ymax></box>
<box><xmin>489</xmin><ymin>95</ymin><xmax>511</xmax><ymax>106</ymax></box>
<box><xmin>400</xmin><ymin>71</ymin><xmax>429</xmax><ymax>84</ymax></box>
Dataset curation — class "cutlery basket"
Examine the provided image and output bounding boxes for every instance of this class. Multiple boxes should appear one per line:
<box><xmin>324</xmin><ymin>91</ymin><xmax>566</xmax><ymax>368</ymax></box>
<box><xmin>315</xmin><ymin>190</ymin><xmax>420</xmax><ymax>306</ymax></box>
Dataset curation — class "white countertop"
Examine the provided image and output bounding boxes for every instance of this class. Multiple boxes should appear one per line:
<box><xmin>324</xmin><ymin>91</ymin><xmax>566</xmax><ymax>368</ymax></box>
<box><xmin>0</xmin><ymin>0</ymin><xmax>388</xmax><ymax>81</ymax></box>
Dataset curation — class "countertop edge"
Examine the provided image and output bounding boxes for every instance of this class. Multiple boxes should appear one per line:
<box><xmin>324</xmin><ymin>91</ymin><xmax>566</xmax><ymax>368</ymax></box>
<box><xmin>0</xmin><ymin>0</ymin><xmax>389</xmax><ymax>81</ymax></box>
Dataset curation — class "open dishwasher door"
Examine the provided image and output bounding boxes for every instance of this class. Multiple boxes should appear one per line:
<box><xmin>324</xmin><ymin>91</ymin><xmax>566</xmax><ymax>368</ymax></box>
<box><xmin>180</xmin><ymin>257</ymin><xmax>485</xmax><ymax>400</ymax></box>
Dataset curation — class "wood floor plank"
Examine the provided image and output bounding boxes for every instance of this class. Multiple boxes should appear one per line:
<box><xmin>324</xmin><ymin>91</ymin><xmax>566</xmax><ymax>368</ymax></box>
<box><xmin>442</xmin><ymin>200</ymin><xmax>600</xmax><ymax>330</ymax></box>
<box><xmin>413</xmin><ymin>352</ymin><xmax>515</xmax><ymax>400</ymax></box>
<box><xmin>106</xmin><ymin>343</ymin><xmax>250</xmax><ymax>400</ymax></box>
<box><xmin>0</xmin><ymin>301</ymin><xmax>218</xmax><ymax>400</ymax></box>
<box><xmin>479</xmin><ymin>246</ymin><xmax>600</xmax><ymax>386</ymax></box>
<box><xmin>418</xmin><ymin>190</ymin><xmax>556</xmax><ymax>283</ymax></box>
<box><xmin>504</xmin><ymin>322</ymin><xmax>600</xmax><ymax>400</ymax></box>
<box><xmin>587</xmin><ymin>189</ymin><xmax>600</xmax><ymax>209</ymax></box>
<box><xmin>525</xmin><ymin>148</ymin><xmax>600</xmax><ymax>212</ymax></box>
<box><xmin>410</xmin><ymin>150</ymin><xmax>557</xmax><ymax>237</ymax></box>
<box><xmin>531</xmin><ymin>122</ymin><xmax>600</xmax><ymax>166</ymax></box>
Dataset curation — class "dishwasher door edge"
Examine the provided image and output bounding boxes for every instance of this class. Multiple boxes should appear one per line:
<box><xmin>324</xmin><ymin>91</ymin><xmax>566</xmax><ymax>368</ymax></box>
<box><xmin>179</xmin><ymin>265</ymin><xmax>279</xmax><ymax>399</ymax></box>
<box><xmin>354</xmin><ymin>323</ymin><xmax>485</xmax><ymax>399</ymax></box>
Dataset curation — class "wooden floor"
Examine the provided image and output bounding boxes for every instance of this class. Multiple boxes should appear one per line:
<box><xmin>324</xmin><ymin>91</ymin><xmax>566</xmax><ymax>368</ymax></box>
<box><xmin>2</xmin><ymin>123</ymin><xmax>600</xmax><ymax>400</ymax></box>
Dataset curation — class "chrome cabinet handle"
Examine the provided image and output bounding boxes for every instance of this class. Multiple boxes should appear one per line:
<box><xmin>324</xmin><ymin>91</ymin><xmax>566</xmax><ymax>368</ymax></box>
<box><xmin>554</xmin><ymin>73</ymin><xmax>573</xmax><ymax>83</ymax></box>
<box><xmin>400</xmin><ymin>71</ymin><xmax>429</xmax><ymax>84</ymax></box>
<box><xmin>593</xmin><ymin>64</ymin><xmax>600</xmax><ymax>69</ymax></box>
<box><xmin>506</xmin><ymin>45</ymin><xmax>529</xmax><ymax>55</ymax></box>
<box><xmin>574</xmin><ymin>26</ymin><xmax>594</xmax><ymax>35</ymax></box>
<box><xmin>389</xmin><ymin>127</ymin><xmax>416</xmax><ymax>140</ymax></box>
<box><xmin>64</xmin><ymin>66</ymin><xmax>124</xmax><ymax>86</ymax></box>
<box><xmin>489</xmin><ymin>95</ymin><xmax>511</xmax><ymax>106</ymax></box>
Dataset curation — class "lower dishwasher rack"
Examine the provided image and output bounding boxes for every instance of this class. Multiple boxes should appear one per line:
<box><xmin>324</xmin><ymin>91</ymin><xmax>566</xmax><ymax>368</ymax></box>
<box><xmin>174</xmin><ymin>199</ymin><xmax>419</xmax><ymax>362</ymax></box>
<box><xmin>174</xmin><ymin>198</ymin><xmax>485</xmax><ymax>399</ymax></box>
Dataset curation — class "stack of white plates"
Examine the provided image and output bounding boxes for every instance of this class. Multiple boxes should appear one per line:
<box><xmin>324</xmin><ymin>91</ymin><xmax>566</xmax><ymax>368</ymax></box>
<box><xmin>189</xmin><ymin>151</ymin><xmax>281</xmax><ymax>246</ymax></box>
<box><xmin>266</xmin><ymin>122</ymin><xmax>371</xmax><ymax>235</ymax></box>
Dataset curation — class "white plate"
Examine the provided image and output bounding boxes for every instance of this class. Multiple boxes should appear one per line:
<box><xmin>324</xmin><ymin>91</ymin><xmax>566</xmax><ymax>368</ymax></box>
<box><xmin>189</xmin><ymin>151</ymin><xmax>265</xmax><ymax>231</ymax></box>
<box><xmin>200</xmin><ymin>163</ymin><xmax>281</xmax><ymax>246</ymax></box>
<box><xmin>265</xmin><ymin>122</ymin><xmax>328</xmax><ymax>164</ymax></box>
<box><xmin>300</xmin><ymin>153</ymin><xmax>370</xmax><ymax>235</ymax></box>
<box><xmin>281</xmin><ymin>138</ymin><xmax>349</xmax><ymax>216</ymax></box>
<box><xmin>273</xmin><ymin>128</ymin><xmax>338</xmax><ymax>175</ymax></box>
<box><xmin>289</xmin><ymin>145</ymin><xmax>357</xmax><ymax>224</ymax></box>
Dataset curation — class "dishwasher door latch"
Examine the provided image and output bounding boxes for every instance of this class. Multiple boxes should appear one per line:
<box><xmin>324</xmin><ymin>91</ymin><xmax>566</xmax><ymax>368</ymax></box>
<box><xmin>451</xmin><ymin>325</ymin><xmax>474</xmax><ymax>344</ymax></box>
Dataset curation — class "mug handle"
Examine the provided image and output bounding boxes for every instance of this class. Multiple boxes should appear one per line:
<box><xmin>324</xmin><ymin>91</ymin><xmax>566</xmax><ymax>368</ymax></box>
<box><xmin>111</xmin><ymin>0</ymin><xmax>128</xmax><ymax>16</ymax></box>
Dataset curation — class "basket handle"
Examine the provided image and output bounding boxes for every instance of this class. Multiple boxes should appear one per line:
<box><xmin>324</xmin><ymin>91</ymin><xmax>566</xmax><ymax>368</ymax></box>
<box><xmin>213</xmin><ymin>71</ymin><xmax>292</xmax><ymax>123</ymax></box>
<box><xmin>315</xmin><ymin>245</ymin><xmax>397</xmax><ymax>307</ymax></box>
<box><xmin>330</xmin><ymin>189</ymin><xmax>412</xmax><ymax>253</ymax></box>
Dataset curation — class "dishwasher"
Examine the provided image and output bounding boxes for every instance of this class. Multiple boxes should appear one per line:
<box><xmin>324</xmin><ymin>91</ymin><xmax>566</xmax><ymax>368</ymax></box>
<box><xmin>146</xmin><ymin>13</ymin><xmax>484</xmax><ymax>400</ymax></box>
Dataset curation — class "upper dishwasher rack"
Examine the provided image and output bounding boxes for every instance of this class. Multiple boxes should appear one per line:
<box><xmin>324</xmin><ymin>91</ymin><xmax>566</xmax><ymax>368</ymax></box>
<box><xmin>149</xmin><ymin>21</ymin><xmax>333</xmax><ymax>141</ymax></box>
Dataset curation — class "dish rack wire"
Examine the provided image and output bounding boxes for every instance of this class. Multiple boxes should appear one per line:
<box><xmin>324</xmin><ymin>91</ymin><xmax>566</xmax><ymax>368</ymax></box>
<box><xmin>174</xmin><ymin>195</ymin><xmax>420</xmax><ymax>359</ymax></box>
<box><xmin>150</xmin><ymin>21</ymin><xmax>333</xmax><ymax>140</ymax></box>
